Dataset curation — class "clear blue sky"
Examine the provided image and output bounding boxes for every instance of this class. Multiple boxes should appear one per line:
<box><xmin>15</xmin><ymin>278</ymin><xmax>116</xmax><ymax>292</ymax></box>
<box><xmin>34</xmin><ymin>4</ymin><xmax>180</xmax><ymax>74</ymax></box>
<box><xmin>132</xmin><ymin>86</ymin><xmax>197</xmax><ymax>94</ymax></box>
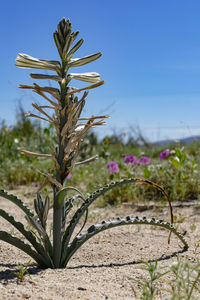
<box><xmin>1</xmin><ymin>0</ymin><xmax>200</xmax><ymax>141</ymax></box>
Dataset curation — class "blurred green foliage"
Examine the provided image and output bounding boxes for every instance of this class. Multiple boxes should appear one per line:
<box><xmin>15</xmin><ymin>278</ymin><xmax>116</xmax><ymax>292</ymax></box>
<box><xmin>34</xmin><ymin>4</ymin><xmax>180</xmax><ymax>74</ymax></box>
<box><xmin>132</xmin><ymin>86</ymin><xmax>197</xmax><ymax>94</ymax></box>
<box><xmin>1</xmin><ymin>107</ymin><xmax>200</xmax><ymax>204</ymax></box>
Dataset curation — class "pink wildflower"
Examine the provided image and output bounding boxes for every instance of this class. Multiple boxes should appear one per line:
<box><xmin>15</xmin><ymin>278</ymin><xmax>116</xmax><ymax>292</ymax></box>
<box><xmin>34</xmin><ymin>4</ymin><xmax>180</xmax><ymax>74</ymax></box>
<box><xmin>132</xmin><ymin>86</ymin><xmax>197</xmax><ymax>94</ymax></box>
<box><xmin>160</xmin><ymin>149</ymin><xmax>170</xmax><ymax>160</ymax></box>
<box><xmin>124</xmin><ymin>155</ymin><xmax>139</xmax><ymax>164</ymax></box>
<box><xmin>139</xmin><ymin>156</ymin><xmax>151</xmax><ymax>165</ymax></box>
<box><xmin>106</xmin><ymin>161</ymin><xmax>120</xmax><ymax>174</ymax></box>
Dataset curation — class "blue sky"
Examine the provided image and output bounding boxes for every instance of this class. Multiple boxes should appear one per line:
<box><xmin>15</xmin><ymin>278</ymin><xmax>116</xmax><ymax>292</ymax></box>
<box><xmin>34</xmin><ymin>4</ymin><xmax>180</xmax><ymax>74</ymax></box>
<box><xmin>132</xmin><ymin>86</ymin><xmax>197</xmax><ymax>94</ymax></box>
<box><xmin>1</xmin><ymin>0</ymin><xmax>200</xmax><ymax>141</ymax></box>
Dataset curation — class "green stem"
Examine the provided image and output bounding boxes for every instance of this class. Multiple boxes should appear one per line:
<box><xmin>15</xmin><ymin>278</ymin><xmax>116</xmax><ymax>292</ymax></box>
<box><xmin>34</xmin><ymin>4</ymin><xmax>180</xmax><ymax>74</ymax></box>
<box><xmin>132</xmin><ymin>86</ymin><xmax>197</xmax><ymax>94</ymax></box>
<box><xmin>187</xmin><ymin>271</ymin><xmax>200</xmax><ymax>300</ymax></box>
<box><xmin>53</xmin><ymin>117</ymin><xmax>65</xmax><ymax>267</ymax></box>
<box><xmin>53</xmin><ymin>62</ymin><xmax>68</xmax><ymax>268</ymax></box>
<box><xmin>53</xmin><ymin>199</ymin><xmax>63</xmax><ymax>268</ymax></box>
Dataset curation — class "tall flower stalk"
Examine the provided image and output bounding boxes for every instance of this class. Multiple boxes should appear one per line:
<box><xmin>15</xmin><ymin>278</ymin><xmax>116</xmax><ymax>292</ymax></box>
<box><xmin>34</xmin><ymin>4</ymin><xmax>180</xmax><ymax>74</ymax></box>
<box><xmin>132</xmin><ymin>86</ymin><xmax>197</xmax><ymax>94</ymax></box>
<box><xmin>16</xmin><ymin>18</ymin><xmax>108</xmax><ymax>267</ymax></box>
<box><xmin>0</xmin><ymin>18</ymin><xmax>188</xmax><ymax>269</ymax></box>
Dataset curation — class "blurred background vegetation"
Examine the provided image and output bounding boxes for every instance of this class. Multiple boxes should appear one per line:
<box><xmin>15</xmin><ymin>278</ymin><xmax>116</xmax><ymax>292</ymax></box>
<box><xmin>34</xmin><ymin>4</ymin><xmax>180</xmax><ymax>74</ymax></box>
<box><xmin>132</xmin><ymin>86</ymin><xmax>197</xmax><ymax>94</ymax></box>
<box><xmin>1</xmin><ymin>104</ymin><xmax>200</xmax><ymax>206</ymax></box>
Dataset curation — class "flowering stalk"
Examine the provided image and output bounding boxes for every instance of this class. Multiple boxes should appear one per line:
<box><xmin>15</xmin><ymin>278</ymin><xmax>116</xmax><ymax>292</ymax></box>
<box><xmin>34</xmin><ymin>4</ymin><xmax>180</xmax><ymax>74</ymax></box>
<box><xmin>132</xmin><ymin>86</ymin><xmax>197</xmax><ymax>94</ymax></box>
<box><xmin>16</xmin><ymin>18</ymin><xmax>107</xmax><ymax>267</ymax></box>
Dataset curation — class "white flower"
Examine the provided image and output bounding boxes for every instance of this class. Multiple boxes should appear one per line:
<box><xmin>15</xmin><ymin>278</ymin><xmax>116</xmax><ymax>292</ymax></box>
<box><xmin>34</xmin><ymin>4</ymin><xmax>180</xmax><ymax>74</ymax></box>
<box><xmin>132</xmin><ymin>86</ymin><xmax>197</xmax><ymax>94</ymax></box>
<box><xmin>68</xmin><ymin>72</ymin><xmax>100</xmax><ymax>83</ymax></box>
<box><xmin>75</xmin><ymin>125</ymin><xmax>85</xmax><ymax>132</ymax></box>
<box><xmin>68</xmin><ymin>53</ymin><xmax>102</xmax><ymax>68</ymax></box>
<box><xmin>16</xmin><ymin>53</ymin><xmax>60</xmax><ymax>71</ymax></box>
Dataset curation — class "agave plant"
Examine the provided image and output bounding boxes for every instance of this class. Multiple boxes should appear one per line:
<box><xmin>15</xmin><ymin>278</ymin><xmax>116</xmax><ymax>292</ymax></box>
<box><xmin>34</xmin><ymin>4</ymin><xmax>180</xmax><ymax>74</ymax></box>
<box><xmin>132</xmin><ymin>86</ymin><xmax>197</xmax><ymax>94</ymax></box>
<box><xmin>0</xmin><ymin>18</ymin><xmax>188</xmax><ymax>269</ymax></box>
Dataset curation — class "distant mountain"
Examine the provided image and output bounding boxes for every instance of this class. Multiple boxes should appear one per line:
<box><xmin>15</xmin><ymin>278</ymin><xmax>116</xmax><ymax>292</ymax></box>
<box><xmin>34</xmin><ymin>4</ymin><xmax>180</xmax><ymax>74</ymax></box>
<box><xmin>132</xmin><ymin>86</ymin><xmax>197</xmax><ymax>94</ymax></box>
<box><xmin>154</xmin><ymin>135</ymin><xmax>200</xmax><ymax>146</ymax></box>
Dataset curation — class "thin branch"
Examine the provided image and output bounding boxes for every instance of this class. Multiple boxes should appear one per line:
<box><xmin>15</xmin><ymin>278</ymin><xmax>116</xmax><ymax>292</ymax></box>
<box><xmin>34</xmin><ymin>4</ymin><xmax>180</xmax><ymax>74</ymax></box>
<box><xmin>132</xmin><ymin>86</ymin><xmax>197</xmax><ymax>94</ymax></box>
<box><xmin>68</xmin><ymin>140</ymin><xmax>82</xmax><ymax>168</ymax></box>
<box><xmin>60</xmin><ymin>104</ymin><xmax>77</xmax><ymax>145</ymax></box>
<box><xmin>33</xmin><ymin>83</ymin><xmax>60</xmax><ymax>101</ymax></box>
<box><xmin>37</xmin><ymin>165</ymin><xmax>56</xmax><ymax>192</ymax></box>
<box><xmin>39</xmin><ymin>106</ymin><xmax>56</xmax><ymax>109</ymax></box>
<box><xmin>71</xmin><ymin>120</ymin><xmax>105</xmax><ymax>146</ymax></box>
<box><xmin>21</xmin><ymin>150</ymin><xmax>53</xmax><ymax>158</ymax></box>
<box><xmin>64</xmin><ymin>119</ymin><xmax>105</xmax><ymax>158</ymax></box>
<box><xmin>33</xmin><ymin>89</ymin><xmax>60</xmax><ymax>108</ymax></box>
<box><xmin>66</xmin><ymin>80</ymin><xmax>104</xmax><ymax>96</ymax></box>
<box><xmin>76</xmin><ymin>115</ymin><xmax>109</xmax><ymax>121</ymax></box>
<box><xmin>32</xmin><ymin>103</ymin><xmax>54</xmax><ymax>121</ymax></box>
<box><xmin>41</xmin><ymin>172</ymin><xmax>62</xmax><ymax>190</ymax></box>
<box><xmin>75</xmin><ymin>155</ymin><xmax>98</xmax><ymax>166</ymax></box>
<box><xmin>25</xmin><ymin>113</ymin><xmax>52</xmax><ymax>123</ymax></box>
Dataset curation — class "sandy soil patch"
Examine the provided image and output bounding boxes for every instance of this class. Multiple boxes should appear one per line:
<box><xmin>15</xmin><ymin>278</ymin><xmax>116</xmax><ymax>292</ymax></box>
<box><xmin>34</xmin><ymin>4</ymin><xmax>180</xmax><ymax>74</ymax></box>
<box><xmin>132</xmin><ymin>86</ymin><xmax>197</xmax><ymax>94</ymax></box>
<box><xmin>0</xmin><ymin>186</ymin><xmax>199</xmax><ymax>299</ymax></box>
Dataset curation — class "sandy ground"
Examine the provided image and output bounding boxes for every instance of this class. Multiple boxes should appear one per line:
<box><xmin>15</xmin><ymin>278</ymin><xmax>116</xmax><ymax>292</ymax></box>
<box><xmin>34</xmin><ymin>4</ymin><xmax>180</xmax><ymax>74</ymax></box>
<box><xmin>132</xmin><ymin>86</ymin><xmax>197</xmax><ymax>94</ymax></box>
<box><xmin>0</xmin><ymin>186</ymin><xmax>200</xmax><ymax>299</ymax></box>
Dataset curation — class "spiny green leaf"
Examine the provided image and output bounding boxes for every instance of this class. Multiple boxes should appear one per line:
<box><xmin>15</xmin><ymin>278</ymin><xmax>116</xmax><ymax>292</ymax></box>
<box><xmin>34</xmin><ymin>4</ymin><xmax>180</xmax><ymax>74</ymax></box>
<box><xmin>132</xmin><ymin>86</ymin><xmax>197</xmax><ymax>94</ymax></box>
<box><xmin>0</xmin><ymin>209</ymin><xmax>48</xmax><ymax>258</ymax></box>
<box><xmin>61</xmin><ymin>178</ymin><xmax>173</xmax><ymax>265</ymax></box>
<box><xmin>61</xmin><ymin>216</ymin><xmax>188</xmax><ymax>267</ymax></box>
<box><xmin>61</xmin><ymin>178</ymin><xmax>137</xmax><ymax>263</ymax></box>
<box><xmin>0</xmin><ymin>230</ymin><xmax>48</xmax><ymax>268</ymax></box>
<box><xmin>0</xmin><ymin>190</ymin><xmax>34</xmax><ymax>216</ymax></box>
